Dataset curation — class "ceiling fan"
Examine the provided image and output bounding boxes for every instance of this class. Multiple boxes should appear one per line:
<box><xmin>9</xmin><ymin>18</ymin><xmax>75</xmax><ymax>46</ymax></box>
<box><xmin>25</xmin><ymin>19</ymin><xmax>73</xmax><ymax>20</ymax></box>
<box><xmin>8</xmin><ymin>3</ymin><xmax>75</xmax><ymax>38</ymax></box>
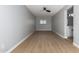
<box><xmin>43</xmin><ymin>7</ymin><xmax>51</xmax><ymax>12</ymax></box>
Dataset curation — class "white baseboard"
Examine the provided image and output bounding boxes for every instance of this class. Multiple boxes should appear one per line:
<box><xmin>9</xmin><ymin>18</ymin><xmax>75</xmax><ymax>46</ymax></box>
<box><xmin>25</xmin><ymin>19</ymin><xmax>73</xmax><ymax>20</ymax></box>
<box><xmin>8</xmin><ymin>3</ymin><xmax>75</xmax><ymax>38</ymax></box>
<box><xmin>64</xmin><ymin>36</ymin><xmax>68</xmax><ymax>39</ymax></box>
<box><xmin>6</xmin><ymin>32</ymin><xmax>34</xmax><ymax>53</ymax></box>
<box><xmin>73</xmin><ymin>42</ymin><xmax>79</xmax><ymax>48</ymax></box>
<box><xmin>36</xmin><ymin>29</ymin><xmax>51</xmax><ymax>31</ymax></box>
<box><xmin>54</xmin><ymin>32</ymin><xmax>67</xmax><ymax>39</ymax></box>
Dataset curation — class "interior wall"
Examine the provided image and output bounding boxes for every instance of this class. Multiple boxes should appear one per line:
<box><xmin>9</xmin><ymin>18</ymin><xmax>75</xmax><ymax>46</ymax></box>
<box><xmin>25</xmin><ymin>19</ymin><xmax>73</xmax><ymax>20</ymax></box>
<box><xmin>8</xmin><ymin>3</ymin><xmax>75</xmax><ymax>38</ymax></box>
<box><xmin>73</xmin><ymin>5</ymin><xmax>79</xmax><ymax>45</ymax></box>
<box><xmin>0</xmin><ymin>5</ymin><xmax>35</xmax><ymax>52</ymax></box>
<box><xmin>52</xmin><ymin>8</ymin><xmax>65</xmax><ymax>38</ymax></box>
<box><xmin>36</xmin><ymin>16</ymin><xmax>52</xmax><ymax>31</ymax></box>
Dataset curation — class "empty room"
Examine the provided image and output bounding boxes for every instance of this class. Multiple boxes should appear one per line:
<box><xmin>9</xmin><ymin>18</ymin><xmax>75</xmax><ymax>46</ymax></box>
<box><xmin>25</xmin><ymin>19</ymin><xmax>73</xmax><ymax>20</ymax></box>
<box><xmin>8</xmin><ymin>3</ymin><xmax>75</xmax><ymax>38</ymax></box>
<box><xmin>0</xmin><ymin>5</ymin><xmax>79</xmax><ymax>53</ymax></box>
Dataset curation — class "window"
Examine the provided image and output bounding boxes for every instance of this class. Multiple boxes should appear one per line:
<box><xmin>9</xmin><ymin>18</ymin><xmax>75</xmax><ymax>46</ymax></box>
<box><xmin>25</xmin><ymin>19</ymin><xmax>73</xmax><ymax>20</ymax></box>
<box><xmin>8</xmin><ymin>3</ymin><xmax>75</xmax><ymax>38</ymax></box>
<box><xmin>43</xmin><ymin>20</ymin><xmax>46</xmax><ymax>24</ymax></box>
<box><xmin>40</xmin><ymin>19</ymin><xmax>47</xmax><ymax>24</ymax></box>
<box><xmin>40</xmin><ymin>20</ymin><xmax>44</xmax><ymax>24</ymax></box>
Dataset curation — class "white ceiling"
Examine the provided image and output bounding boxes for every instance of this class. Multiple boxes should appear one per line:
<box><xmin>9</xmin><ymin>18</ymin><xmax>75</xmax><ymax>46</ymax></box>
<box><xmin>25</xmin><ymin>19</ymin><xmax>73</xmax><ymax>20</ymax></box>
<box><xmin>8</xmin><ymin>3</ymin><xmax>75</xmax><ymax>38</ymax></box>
<box><xmin>26</xmin><ymin>5</ymin><xmax>65</xmax><ymax>17</ymax></box>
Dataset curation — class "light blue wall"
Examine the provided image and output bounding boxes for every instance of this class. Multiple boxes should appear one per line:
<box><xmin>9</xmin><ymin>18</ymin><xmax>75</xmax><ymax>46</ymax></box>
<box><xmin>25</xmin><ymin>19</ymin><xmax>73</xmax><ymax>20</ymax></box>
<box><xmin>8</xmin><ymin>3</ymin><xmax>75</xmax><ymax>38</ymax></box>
<box><xmin>52</xmin><ymin>8</ymin><xmax>65</xmax><ymax>37</ymax></box>
<box><xmin>0</xmin><ymin>5</ymin><xmax>35</xmax><ymax>52</ymax></box>
<box><xmin>73</xmin><ymin>5</ymin><xmax>79</xmax><ymax>45</ymax></box>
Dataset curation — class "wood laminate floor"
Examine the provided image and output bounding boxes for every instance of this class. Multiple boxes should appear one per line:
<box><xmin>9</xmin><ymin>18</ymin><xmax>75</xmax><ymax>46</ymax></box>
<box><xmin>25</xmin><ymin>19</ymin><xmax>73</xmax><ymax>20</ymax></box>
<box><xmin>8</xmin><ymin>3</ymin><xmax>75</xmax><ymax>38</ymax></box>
<box><xmin>12</xmin><ymin>31</ymin><xmax>79</xmax><ymax>53</ymax></box>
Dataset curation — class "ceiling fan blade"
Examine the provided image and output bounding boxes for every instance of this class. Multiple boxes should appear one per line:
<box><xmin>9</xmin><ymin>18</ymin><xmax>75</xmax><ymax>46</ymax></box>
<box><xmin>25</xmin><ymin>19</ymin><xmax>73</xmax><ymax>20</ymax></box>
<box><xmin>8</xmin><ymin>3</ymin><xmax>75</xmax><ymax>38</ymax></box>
<box><xmin>46</xmin><ymin>10</ymin><xmax>51</xmax><ymax>12</ymax></box>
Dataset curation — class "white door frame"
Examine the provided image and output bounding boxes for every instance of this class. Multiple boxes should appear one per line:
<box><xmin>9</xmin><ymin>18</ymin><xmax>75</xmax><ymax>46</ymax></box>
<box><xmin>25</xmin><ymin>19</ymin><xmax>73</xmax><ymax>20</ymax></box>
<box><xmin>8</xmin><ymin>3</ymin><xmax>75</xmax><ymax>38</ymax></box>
<box><xmin>64</xmin><ymin>10</ymin><xmax>68</xmax><ymax>39</ymax></box>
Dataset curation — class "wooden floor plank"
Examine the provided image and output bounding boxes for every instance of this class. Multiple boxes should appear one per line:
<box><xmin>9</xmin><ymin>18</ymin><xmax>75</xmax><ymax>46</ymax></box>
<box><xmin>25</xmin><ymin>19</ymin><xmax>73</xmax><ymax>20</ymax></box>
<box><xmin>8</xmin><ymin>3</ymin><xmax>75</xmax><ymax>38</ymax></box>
<box><xmin>12</xmin><ymin>31</ymin><xmax>79</xmax><ymax>53</ymax></box>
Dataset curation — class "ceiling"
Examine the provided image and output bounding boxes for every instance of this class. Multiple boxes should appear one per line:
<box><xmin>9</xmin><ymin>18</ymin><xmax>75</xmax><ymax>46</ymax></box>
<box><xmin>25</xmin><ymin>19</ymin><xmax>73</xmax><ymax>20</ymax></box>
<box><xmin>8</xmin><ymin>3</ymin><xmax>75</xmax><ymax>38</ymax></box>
<box><xmin>26</xmin><ymin>5</ymin><xmax>65</xmax><ymax>17</ymax></box>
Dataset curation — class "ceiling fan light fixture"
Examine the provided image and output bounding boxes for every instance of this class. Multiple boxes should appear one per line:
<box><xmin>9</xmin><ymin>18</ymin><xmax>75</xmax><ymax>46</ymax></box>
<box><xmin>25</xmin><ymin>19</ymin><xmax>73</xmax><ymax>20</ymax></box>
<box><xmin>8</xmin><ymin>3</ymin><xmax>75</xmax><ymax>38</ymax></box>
<box><xmin>43</xmin><ymin>7</ymin><xmax>46</xmax><ymax>10</ymax></box>
<box><xmin>43</xmin><ymin>7</ymin><xmax>51</xmax><ymax>13</ymax></box>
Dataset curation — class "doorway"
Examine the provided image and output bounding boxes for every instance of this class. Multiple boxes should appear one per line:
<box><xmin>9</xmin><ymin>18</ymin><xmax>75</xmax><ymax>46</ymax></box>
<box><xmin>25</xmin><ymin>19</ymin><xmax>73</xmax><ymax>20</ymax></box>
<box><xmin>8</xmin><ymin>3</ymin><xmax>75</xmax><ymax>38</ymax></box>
<box><xmin>66</xmin><ymin>6</ymin><xmax>73</xmax><ymax>41</ymax></box>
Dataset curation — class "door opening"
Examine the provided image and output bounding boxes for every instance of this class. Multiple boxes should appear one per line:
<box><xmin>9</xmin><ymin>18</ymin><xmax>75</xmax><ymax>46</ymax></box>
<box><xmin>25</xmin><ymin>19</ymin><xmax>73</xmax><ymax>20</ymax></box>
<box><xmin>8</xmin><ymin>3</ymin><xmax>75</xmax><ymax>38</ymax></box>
<box><xmin>67</xmin><ymin>6</ymin><xmax>73</xmax><ymax>41</ymax></box>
